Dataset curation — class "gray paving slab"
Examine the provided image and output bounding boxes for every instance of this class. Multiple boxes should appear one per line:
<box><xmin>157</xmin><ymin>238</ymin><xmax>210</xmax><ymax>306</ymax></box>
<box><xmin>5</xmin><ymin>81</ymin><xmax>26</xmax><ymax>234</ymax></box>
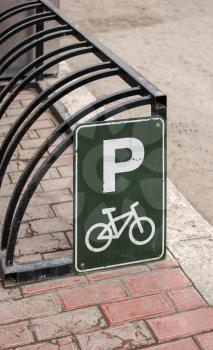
<box><xmin>167</xmin><ymin>181</ymin><xmax>213</xmax><ymax>304</ymax></box>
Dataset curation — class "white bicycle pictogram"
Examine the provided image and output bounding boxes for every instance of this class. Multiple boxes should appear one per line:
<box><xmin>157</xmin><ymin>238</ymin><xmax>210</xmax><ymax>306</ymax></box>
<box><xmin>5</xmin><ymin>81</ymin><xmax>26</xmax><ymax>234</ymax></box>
<box><xmin>85</xmin><ymin>201</ymin><xmax>155</xmax><ymax>252</ymax></box>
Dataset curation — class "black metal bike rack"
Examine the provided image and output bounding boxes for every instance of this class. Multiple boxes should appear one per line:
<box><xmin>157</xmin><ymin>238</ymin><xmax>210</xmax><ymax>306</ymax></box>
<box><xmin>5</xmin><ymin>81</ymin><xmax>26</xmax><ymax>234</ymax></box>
<box><xmin>0</xmin><ymin>0</ymin><xmax>167</xmax><ymax>286</ymax></box>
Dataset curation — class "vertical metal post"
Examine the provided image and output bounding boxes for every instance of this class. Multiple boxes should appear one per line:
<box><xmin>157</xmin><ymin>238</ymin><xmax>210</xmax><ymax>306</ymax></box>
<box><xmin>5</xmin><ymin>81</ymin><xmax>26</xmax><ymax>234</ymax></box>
<box><xmin>35</xmin><ymin>5</ymin><xmax>44</xmax><ymax>80</ymax></box>
<box><xmin>151</xmin><ymin>96</ymin><xmax>167</xmax><ymax>118</ymax></box>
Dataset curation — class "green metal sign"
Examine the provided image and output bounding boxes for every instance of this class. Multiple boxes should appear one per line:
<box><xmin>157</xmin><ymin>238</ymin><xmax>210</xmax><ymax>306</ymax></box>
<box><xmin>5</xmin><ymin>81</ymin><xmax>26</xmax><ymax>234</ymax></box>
<box><xmin>74</xmin><ymin>116</ymin><xmax>166</xmax><ymax>272</ymax></box>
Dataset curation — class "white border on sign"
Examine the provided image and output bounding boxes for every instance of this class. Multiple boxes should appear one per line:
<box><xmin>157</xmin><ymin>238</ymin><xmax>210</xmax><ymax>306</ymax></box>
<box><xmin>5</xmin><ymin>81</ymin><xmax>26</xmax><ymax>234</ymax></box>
<box><xmin>74</xmin><ymin>117</ymin><xmax>166</xmax><ymax>272</ymax></box>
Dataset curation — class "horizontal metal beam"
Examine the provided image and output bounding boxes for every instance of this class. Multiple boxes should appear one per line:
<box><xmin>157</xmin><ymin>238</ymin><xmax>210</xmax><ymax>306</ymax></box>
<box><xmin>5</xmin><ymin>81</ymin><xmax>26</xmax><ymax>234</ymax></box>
<box><xmin>0</xmin><ymin>12</ymin><xmax>57</xmax><ymax>46</ymax></box>
<box><xmin>0</xmin><ymin>253</ymin><xmax>73</xmax><ymax>286</ymax></box>
<box><xmin>40</xmin><ymin>0</ymin><xmax>166</xmax><ymax>102</ymax></box>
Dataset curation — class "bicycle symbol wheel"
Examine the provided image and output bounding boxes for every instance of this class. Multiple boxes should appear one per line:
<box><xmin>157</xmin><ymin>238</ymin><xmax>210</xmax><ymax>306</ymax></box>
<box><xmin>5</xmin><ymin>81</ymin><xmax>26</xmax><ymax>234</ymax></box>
<box><xmin>129</xmin><ymin>216</ymin><xmax>155</xmax><ymax>245</ymax></box>
<box><xmin>85</xmin><ymin>223</ymin><xmax>113</xmax><ymax>253</ymax></box>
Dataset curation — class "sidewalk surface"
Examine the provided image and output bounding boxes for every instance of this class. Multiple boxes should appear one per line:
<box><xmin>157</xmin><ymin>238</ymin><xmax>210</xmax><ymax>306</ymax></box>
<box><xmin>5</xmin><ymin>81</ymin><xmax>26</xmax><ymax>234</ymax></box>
<box><xmin>0</xmin><ymin>89</ymin><xmax>212</xmax><ymax>350</ymax></box>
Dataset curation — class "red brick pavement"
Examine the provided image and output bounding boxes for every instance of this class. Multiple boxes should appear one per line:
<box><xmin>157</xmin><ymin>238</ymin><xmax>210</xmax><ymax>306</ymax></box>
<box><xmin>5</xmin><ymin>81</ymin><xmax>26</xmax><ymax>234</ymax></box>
<box><xmin>0</xmin><ymin>90</ymin><xmax>212</xmax><ymax>349</ymax></box>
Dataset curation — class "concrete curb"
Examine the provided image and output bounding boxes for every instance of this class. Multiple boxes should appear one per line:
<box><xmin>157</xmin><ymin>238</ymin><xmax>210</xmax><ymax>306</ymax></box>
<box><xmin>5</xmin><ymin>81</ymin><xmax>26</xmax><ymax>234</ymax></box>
<box><xmin>167</xmin><ymin>180</ymin><xmax>213</xmax><ymax>304</ymax></box>
<box><xmin>45</xmin><ymin>62</ymin><xmax>213</xmax><ymax>305</ymax></box>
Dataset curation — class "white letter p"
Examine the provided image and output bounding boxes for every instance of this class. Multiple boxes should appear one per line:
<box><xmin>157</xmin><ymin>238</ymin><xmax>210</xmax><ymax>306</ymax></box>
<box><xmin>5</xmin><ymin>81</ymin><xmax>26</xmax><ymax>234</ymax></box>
<box><xmin>103</xmin><ymin>137</ymin><xmax>144</xmax><ymax>193</ymax></box>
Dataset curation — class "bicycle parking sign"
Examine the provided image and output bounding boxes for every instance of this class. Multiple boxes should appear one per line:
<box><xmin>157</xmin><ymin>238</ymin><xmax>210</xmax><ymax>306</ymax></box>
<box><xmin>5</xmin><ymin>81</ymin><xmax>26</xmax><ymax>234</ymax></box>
<box><xmin>74</xmin><ymin>117</ymin><xmax>166</xmax><ymax>272</ymax></box>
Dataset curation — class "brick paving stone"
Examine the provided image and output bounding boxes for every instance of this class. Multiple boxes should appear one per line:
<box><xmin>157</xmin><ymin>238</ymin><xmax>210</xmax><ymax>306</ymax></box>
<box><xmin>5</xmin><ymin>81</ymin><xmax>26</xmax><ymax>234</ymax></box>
<box><xmin>77</xmin><ymin>321</ymin><xmax>155</xmax><ymax>350</ymax></box>
<box><xmin>195</xmin><ymin>332</ymin><xmax>213</xmax><ymax>350</ymax></box>
<box><xmin>17</xmin><ymin>343</ymin><xmax>58</xmax><ymax>350</ymax></box>
<box><xmin>21</xmin><ymin>138</ymin><xmax>46</xmax><ymax>149</ymax></box>
<box><xmin>0</xmin><ymin>197</ymin><xmax>9</xmax><ymax>211</ymax></box>
<box><xmin>168</xmin><ymin>287</ymin><xmax>207</xmax><ymax>311</ymax></box>
<box><xmin>144</xmin><ymin>338</ymin><xmax>199</xmax><ymax>350</ymax></box>
<box><xmin>0</xmin><ymin>124</ymin><xmax>10</xmax><ymax>137</ymax></box>
<box><xmin>27</xmin><ymin>130</ymin><xmax>40</xmax><ymax>139</ymax></box>
<box><xmin>22</xmin><ymin>205</ymin><xmax>55</xmax><ymax>222</ymax></box>
<box><xmin>0</xmin><ymin>322</ymin><xmax>33</xmax><ymax>349</ymax></box>
<box><xmin>9</xmin><ymin>171</ymin><xmax>28</xmax><ymax>184</ymax></box>
<box><xmin>7</xmin><ymin>159</ymin><xmax>30</xmax><ymax>172</ymax></box>
<box><xmin>148</xmin><ymin>308</ymin><xmax>213</xmax><ymax>342</ymax></box>
<box><xmin>2</xmin><ymin>173</ymin><xmax>11</xmax><ymax>185</ymax></box>
<box><xmin>0</xmin><ymin>136</ymin><xmax>5</xmax><ymax>145</ymax></box>
<box><xmin>43</xmin><ymin>249</ymin><xmax>73</xmax><ymax>260</ymax></box>
<box><xmin>41</xmin><ymin>111</ymin><xmax>56</xmax><ymax>120</ymax></box>
<box><xmin>37</xmin><ymin>127</ymin><xmax>55</xmax><ymax>138</ymax></box>
<box><xmin>17</xmin><ymin>341</ymin><xmax>77</xmax><ymax>350</ymax></box>
<box><xmin>65</xmin><ymin>231</ymin><xmax>73</xmax><ymax>246</ymax></box>
<box><xmin>12</xmin><ymin>149</ymin><xmax>47</xmax><ymax>162</ymax></box>
<box><xmin>41</xmin><ymin>177</ymin><xmax>72</xmax><ymax>192</ymax></box>
<box><xmin>18</xmin><ymin>91</ymin><xmax>36</xmax><ymax>99</ymax></box>
<box><xmin>125</xmin><ymin>268</ymin><xmax>191</xmax><ymax>296</ymax></box>
<box><xmin>52</xmin><ymin>202</ymin><xmax>73</xmax><ymax>223</ymax></box>
<box><xmin>57</xmin><ymin>337</ymin><xmax>78</xmax><ymax>350</ymax></box>
<box><xmin>33</xmin><ymin>119</ymin><xmax>55</xmax><ymax>130</ymax></box>
<box><xmin>7</xmin><ymin>100</ymin><xmax>22</xmax><ymax>108</ymax></box>
<box><xmin>0</xmin><ymin>294</ymin><xmax>61</xmax><ymax>325</ymax></box>
<box><xmin>48</xmin><ymin>140</ymin><xmax>68</xmax><ymax>154</ymax></box>
<box><xmin>21</xmin><ymin>98</ymin><xmax>36</xmax><ymax>107</ymax></box>
<box><xmin>15</xmin><ymin>232</ymin><xmax>69</xmax><ymax>255</ymax></box>
<box><xmin>30</xmin><ymin>217</ymin><xmax>71</xmax><ymax>234</ymax></box>
<box><xmin>6</xmin><ymin>107</ymin><xmax>24</xmax><ymax>117</ymax></box>
<box><xmin>43</xmin><ymin>168</ymin><xmax>61</xmax><ymax>180</ymax></box>
<box><xmin>58</xmin><ymin>337</ymin><xmax>74</xmax><ymax>345</ymax></box>
<box><xmin>29</xmin><ymin>189</ymin><xmax>72</xmax><ymax>207</ymax></box>
<box><xmin>102</xmin><ymin>293</ymin><xmax>174</xmax><ymax>325</ymax></box>
<box><xmin>54</xmin><ymin>154</ymin><xmax>73</xmax><ymax>167</ymax></box>
<box><xmin>57</xmin><ymin>166</ymin><xmax>73</xmax><ymax>178</ymax></box>
<box><xmin>0</xmin><ymin>115</ymin><xmax>17</xmax><ymax>126</ymax></box>
<box><xmin>60</xmin><ymin>343</ymin><xmax>78</xmax><ymax>350</ymax></box>
<box><xmin>60</xmin><ymin>282</ymin><xmax>128</xmax><ymax>310</ymax></box>
<box><xmin>22</xmin><ymin>276</ymin><xmax>86</xmax><ymax>296</ymax></box>
<box><xmin>60</xmin><ymin>146</ymin><xmax>72</xmax><ymax>155</ymax></box>
<box><xmin>32</xmin><ymin>306</ymin><xmax>106</xmax><ymax>340</ymax></box>
<box><xmin>87</xmin><ymin>264</ymin><xmax>148</xmax><ymax>282</ymax></box>
<box><xmin>0</xmin><ymin>284</ymin><xmax>21</xmax><ymax>302</ymax></box>
<box><xmin>148</xmin><ymin>254</ymin><xmax>178</xmax><ymax>270</ymax></box>
<box><xmin>15</xmin><ymin>253</ymin><xmax>42</xmax><ymax>264</ymax></box>
<box><xmin>15</xmin><ymin>222</ymin><xmax>31</xmax><ymax>239</ymax></box>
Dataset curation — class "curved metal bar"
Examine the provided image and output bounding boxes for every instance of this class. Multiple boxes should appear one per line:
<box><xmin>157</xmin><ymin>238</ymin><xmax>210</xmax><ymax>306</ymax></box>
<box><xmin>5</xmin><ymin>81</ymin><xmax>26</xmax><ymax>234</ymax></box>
<box><xmin>0</xmin><ymin>13</ymin><xmax>56</xmax><ymax>46</ymax></box>
<box><xmin>0</xmin><ymin>44</ymin><xmax>91</xmax><ymax>112</ymax></box>
<box><xmin>0</xmin><ymin>1</ymin><xmax>39</xmax><ymax>16</ymax></box>
<box><xmin>0</xmin><ymin>3</ymin><xmax>41</xmax><ymax>24</ymax></box>
<box><xmin>0</xmin><ymin>42</ymin><xmax>89</xmax><ymax>103</ymax></box>
<box><xmin>0</xmin><ymin>11</ymin><xmax>51</xmax><ymax>37</ymax></box>
<box><xmin>0</xmin><ymin>67</ymin><xmax>119</xmax><ymax>188</ymax></box>
<box><xmin>0</xmin><ymin>24</ymin><xmax>68</xmax><ymax>67</ymax></box>
<box><xmin>0</xmin><ymin>62</ymin><xmax>112</xmax><ymax>166</ymax></box>
<box><xmin>0</xmin><ymin>1</ymin><xmax>39</xmax><ymax>18</ymax></box>
<box><xmin>0</xmin><ymin>28</ymin><xmax>73</xmax><ymax>76</ymax></box>
<box><xmin>4</xmin><ymin>96</ymin><xmax>151</xmax><ymax>264</ymax></box>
